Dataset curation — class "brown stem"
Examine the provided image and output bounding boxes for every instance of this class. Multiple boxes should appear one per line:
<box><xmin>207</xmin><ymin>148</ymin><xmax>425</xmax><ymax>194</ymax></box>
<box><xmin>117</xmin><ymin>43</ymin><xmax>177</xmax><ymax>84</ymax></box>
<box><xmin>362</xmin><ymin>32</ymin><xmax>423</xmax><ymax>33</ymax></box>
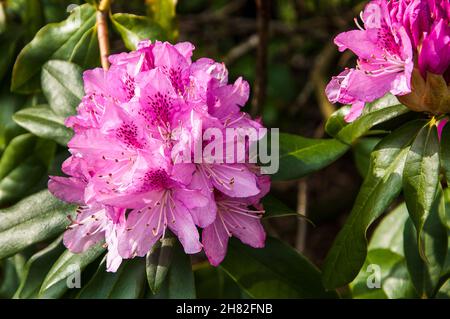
<box><xmin>295</xmin><ymin>179</ymin><xmax>308</xmax><ymax>252</ymax></box>
<box><xmin>97</xmin><ymin>0</ymin><xmax>111</xmax><ymax>70</ymax></box>
<box><xmin>251</xmin><ymin>0</ymin><xmax>270</xmax><ymax>117</ymax></box>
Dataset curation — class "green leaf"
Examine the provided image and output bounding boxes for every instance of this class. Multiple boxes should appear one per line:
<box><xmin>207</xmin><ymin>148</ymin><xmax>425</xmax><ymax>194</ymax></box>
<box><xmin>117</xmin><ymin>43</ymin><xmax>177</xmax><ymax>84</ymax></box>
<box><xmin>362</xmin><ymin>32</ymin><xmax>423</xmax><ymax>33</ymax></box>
<box><xmin>111</xmin><ymin>13</ymin><xmax>166</xmax><ymax>51</ymax></box>
<box><xmin>13</xmin><ymin>105</ymin><xmax>73</xmax><ymax>146</ymax></box>
<box><xmin>369</xmin><ymin>203</ymin><xmax>409</xmax><ymax>256</ymax></box>
<box><xmin>0</xmin><ymin>31</ymin><xmax>20</xmax><ymax>82</ymax></box>
<box><xmin>220</xmin><ymin>237</ymin><xmax>338</xmax><ymax>298</ymax></box>
<box><xmin>274</xmin><ymin>133</ymin><xmax>349</xmax><ymax>181</ymax></box>
<box><xmin>146</xmin><ymin>236</ymin><xmax>176</xmax><ymax>295</ymax></box>
<box><xmin>69</xmin><ymin>26</ymin><xmax>100</xmax><ymax>69</ymax></box>
<box><xmin>78</xmin><ymin>257</ymin><xmax>146</xmax><ymax>299</ymax></box>
<box><xmin>23</xmin><ymin>0</ymin><xmax>44</xmax><ymax>40</ymax></box>
<box><xmin>14</xmin><ymin>237</ymin><xmax>65</xmax><ymax>298</ymax></box>
<box><xmin>0</xmin><ymin>190</ymin><xmax>77</xmax><ymax>260</ymax></box>
<box><xmin>11</xmin><ymin>4</ymin><xmax>96</xmax><ymax>93</ymax></box>
<box><xmin>350</xmin><ymin>249</ymin><xmax>417</xmax><ymax>299</ymax></box>
<box><xmin>147</xmin><ymin>0</ymin><xmax>177</xmax><ymax>39</ymax></box>
<box><xmin>0</xmin><ymin>134</ymin><xmax>56</xmax><ymax>205</ymax></box>
<box><xmin>322</xmin><ymin>120</ymin><xmax>424</xmax><ymax>289</ymax></box>
<box><xmin>325</xmin><ymin>94</ymin><xmax>409</xmax><ymax>145</ymax></box>
<box><xmin>40</xmin><ymin>243</ymin><xmax>104</xmax><ymax>295</ymax></box>
<box><xmin>436</xmin><ymin>279</ymin><xmax>450</xmax><ymax>299</ymax></box>
<box><xmin>0</xmin><ymin>91</ymin><xmax>26</xmax><ymax>152</ymax></box>
<box><xmin>0</xmin><ymin>255</ymin><xmax>25</xmax><ymax>298</ymax></box>
<box><xmin>325</xmin><ymin>105</ymin><xmax>350</xmax><ymax>137</ymax></box>
<box><xmin>149</xmin><ymin>240</ymin><xmax>196</xmax><ymax>299</ymax></box>
<box><xmin>194</xmin><ymin>263</ymin><xmax>242</xmax><ymax>298</ymax></box>
<box><xmin>403</xmin><ymin>123</ymin><xmax>440</xmax><ymax>256</ymax></box>
<box><xmin>41</xmin><ymin>60</ymin><xmax>84</xmax><ymax>117</ymax></box>
<box><xmin>353</xmin><ymin>138</ymin><xmax>381</xmax><ymax>178</ymax></box>
<box><xmin>404</xmin><ymin>187</ymin><xmax>448</xmax><ymax>298</ymax></box>
<box><xmin>350</xmin><ymin>204</ymin><xmax>417</xmax><ymax>299</ymax></box>
<box><xmin>440</xmin><ymin>123</ymin><xmax>450</xmax><ymax>186</ymax></box>
<box><xmin>262</xmin><ymin>194</ymin><xmax>299</xmax><ymax>219</ymax></box>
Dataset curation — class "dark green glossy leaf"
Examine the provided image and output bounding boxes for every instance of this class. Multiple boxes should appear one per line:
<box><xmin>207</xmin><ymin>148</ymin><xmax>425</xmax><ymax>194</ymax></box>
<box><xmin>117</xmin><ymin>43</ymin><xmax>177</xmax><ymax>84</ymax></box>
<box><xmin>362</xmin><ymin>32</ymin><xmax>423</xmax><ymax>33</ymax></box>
<box><xmin>40</xmin><ymin>243</ymin><xmax>104</xmax><ymax>295</ymax></box>
<box><xmin>69</xmin><ymin>26</ymin><xmax>100</xmax><ymax>69</ymax></box>
<box><xmin>0</xmin><ymin>254</ymin><xmax>25</xmax><ymax>298</ymax></box>
<box><xmin>350</xmin><ymin>204</ymin><xmax>417</xmax><ymax>299</ymax></box>
<box><xmin>41</xmin><ymin>60</ymin><xmax>84</xmax><ymax>117</ymax></box>
<box><xmin>194</xmin><ymin>263</ymin><xmax>242</xmax><ymax>299</ymax></box>
<box><xmin>220</xmin><ymin>237</ymin><xmax>337</xmax><ymax>298</ymax></box>
<box><xmin>404</xmin><ymin>188</ymin><xmax>448</xmax><ymax>298</ymax></box>
<box><xmin>322</xmin><ymin>120</ymin><xmax>423</xmax><ymax>289</ymax></box>
<box><xmin>403</xmin><ymin>124</ymin><xmax>440</xmax><ymax>256</ymax></box>
<box><xmin>78</xmin><ymin>257</ymin><xmax>146</xmax><ymax>299</ymax></box>
<box><xmin>369</xmin><ymin>203</ymin><xmax>409</xmax><ymax>256</ymax></box>
<box><xmin>23</xmin><ymin>0</ymin><xmax>44</xmax><ymax>39</ymax></box>
<box><xmin>11</xmin><ymin>4</ymin><xmax>96</xmax><ymax>93</ymax></box>
<box><xmin>146</xmin><ymin>236</ymin><xmax>176</xmax><ymax>295</ymax></box>
<box><xmin>262</xmin><ymin>194</ymin><xmax>299</xmax><ymax>219</ymax></box>
<box><xmin>325</xmin><ymin>94</ymin><xmax>408</xmax><ymax>145</ymax></box>
<box><xmin>274</xmin><ymin>133</ymin><xmax>349</xmax><ymax>181</ymax></box>
<box><xmin>353</xmin><ymin>138</ymin><xmax>381</xmax><ymax>178</ymax></box>
<box><xmin>440</xmin><ymin>123</ymin><xmax>450</xmax><ymax>186</ymax></box>
<box><xmin>0</xmin><ymin>31</ymin><xmax>20</xmax><ymax>82</ymax></box>
<box><xmin>0</xmin><ymin>91</ymin><xmax>26</xmax><ymax>152</ymax></box>
<box><xmin>149</xmin><ymin>240</ymin><xmax>196</xmax><ymax>299</ymax></box>
<box><xmin>350</xmin><ymin>249</ymin><xmax>417</xmax><ymax>299</ymax></box>
<box><xmin>0</xmin><ymin>190</ymin><xmax>76</xmax><ymax>259</ymax></box>
<box><xmin>13</xmin><ymin>105</ymin><xmax>73</xmax><ymax>146</ymax></box>
<box><xmin>0</xmin><ymin>134</ymin><xmax>56</xmax><ymax>205</ymax></box>
<box><xmin>325</xmin><ymin>105</ymin><xmax>350</xmax><ymax>137</ymax></box>
<box><xmin>14</xmin><ymin>237</ymin><xmax>65</xmax><ymax>298</ymax></box>
<box><xmin>111</xmin><ymin>13</ymin><xmax>166</xmax><ymax>51</ymax></box>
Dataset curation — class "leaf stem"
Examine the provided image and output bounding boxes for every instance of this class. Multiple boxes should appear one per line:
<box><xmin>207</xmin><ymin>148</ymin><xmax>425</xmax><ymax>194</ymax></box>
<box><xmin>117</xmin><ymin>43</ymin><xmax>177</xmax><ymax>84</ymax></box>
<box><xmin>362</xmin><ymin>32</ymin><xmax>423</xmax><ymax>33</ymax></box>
<box><xmin>96</xmin><ymin>0</ymin><xmax>111</xmax><ymax>70</ymax></box>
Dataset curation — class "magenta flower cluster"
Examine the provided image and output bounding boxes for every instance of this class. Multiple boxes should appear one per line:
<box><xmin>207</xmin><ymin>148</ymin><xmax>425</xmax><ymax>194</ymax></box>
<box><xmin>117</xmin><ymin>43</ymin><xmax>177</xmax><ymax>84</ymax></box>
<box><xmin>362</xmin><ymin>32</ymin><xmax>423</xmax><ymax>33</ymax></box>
<box><xmin>49</xmin><ymin>41</ymin><xmax>270</xmax><ymax>271</ymax></box>
<box><xmin>326</xmin><ymin>0</ymin><xmax>450</xmax><ymax>122</ymax></box>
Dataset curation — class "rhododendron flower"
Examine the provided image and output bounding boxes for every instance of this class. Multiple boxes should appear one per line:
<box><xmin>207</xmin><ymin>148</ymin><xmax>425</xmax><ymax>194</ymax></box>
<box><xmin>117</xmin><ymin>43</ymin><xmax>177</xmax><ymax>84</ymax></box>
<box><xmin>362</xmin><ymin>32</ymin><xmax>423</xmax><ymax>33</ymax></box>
<box><xmin>326</xmin><ymin>0</ymin><xmax>450</xmax><ymax>121</ymax></box>
<box><xmin>202</xmin><ymin>174</ymin><xmax>270</xmax><ymax>266</ymax></box>
<box><xmin>49</xmin><ymin>40</ymin><xmax>270</xmax><ymax>271</ymax></box>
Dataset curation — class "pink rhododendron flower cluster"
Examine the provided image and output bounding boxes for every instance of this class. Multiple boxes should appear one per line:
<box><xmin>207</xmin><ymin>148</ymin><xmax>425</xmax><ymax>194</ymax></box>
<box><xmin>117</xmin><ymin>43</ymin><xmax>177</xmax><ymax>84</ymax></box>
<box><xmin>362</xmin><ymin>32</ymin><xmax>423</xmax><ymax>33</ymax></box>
<box><xmin>326</xmin><ymin>0</ymin><xmax>450</xmax><ymax>122</ymax></box>
<box><xmin>48</xmin><ymin>40</ymin><xmax>270</xmax><ymax>271</ymax></box>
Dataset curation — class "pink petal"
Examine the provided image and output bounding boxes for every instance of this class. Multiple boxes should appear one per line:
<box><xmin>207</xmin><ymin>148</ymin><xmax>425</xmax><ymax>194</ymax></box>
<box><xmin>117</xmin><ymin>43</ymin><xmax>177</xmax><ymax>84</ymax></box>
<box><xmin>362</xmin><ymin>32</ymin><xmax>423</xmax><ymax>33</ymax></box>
<box><xmin>207</xmin><ymin>77</ymin><xmax>249</xmax><ymax>119</ymax></box>
<box><xmin>105</xmin><ymin>218</ymin><xmax>125</xmax><ymax>272</ymax></box>
<box><xmin>168</xmin><ymin>201</ymin><xmax>202</xmax><ymax>254</ymax></box>
<box><xmin>63</xmin><ymin>207</ymin><xmax>107</xmax><ymax>253</ymax></box>
<box><xmin>48</xmin><ymin>176</ymin><xmax>85</xmax><ymax>205</ymax></box>
<box><xmin>118</xmin><ymin>205</ymin><xmax>163</xmax><ymax>258</ymax></box>
<box><xmin>174</xmin><ymin>42</ymin><xmax>195</xmax><ymax>62</ymax></box>
<box><xmin>202</xmin><ymin>219</ymin><xmax>229</xmax><ymax>266</ymax></box>
<box><xmin>344</xmin><ymin>101</ymin><xmax>365</xmax><ymax>122</ymax></box>
<box><xmin>210</xmin><ymin>164</ymin><xmax>260</xmax><ymax>198</ymax></box>
<box><xmin>334</xmin><ymin>29</ymin><xmax>382</xmax><ymax>59</ymax></box>
<box><xmin>223</xmin><ymin>211</ymin><xmax>266</xmax><ymax>249</ymax></box>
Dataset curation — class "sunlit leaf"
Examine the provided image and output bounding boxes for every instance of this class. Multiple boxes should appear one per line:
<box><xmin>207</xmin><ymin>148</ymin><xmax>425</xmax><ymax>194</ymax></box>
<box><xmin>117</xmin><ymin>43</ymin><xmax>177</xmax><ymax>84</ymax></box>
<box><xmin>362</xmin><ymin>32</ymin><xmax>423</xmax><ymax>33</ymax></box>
<box><xmin>111</xmin><ymin>13</ymin><xmax>166</xmax><ymax>51</ymax></box>
<box><xmin>0</xmin><ymin>190</ymin><xmax>76</xmax><ymax>259</ymax></box>
<box><xmin>11</xmin><ymin>4</ymin><xmax>96</xmax><ymax>93</ymax></box>
<box><xmin>13</xmin><ymin>105</ymin><xmax>73</xmax><ymax>146</ymax></box>
<box><xmin>322</xmin><ymin>120</ymin><xmax>423</xmax><ymax>289</ymax></box>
